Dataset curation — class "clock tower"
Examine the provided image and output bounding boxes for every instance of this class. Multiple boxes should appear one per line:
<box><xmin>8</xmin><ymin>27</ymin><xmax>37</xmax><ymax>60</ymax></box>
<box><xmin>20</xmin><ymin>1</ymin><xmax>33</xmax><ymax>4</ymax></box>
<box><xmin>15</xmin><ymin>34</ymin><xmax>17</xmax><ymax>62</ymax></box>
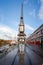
<box><xmin>18</xmin><ymin>3</ymin><xmax>26</xmax><ymax>53</ymax></box>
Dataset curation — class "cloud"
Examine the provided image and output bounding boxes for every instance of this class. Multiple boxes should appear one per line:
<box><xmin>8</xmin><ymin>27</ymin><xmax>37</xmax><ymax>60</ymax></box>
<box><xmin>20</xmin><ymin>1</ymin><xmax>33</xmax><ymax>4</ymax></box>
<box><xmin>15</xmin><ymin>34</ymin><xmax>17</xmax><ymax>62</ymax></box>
<box><xmin>25</xmin><ymin>24</ymin><xmax>34</xmax><ymax>31</ymax></box>
<box><xmin>38</xmin><ymin>0</ymin><xmax>43</xmax><ymax>20</ymax></box>
<box><xmin>0</xmin><ymin>24</ymin><xmax>34</xmax><ymax>40</ymax></box>
<box><xmin>0</xmin><ymin>24</ymin><xmax>18</xmax><ymax>40</ymax></box>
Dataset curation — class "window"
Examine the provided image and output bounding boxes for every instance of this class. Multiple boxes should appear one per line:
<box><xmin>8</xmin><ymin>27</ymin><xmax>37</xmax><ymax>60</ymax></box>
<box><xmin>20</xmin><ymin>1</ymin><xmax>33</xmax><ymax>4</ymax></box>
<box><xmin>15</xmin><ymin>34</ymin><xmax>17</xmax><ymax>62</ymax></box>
<box><xmin>41</xmin><ymin>29</ymin><xmax>43</xmax><ymax>34</ymax></box>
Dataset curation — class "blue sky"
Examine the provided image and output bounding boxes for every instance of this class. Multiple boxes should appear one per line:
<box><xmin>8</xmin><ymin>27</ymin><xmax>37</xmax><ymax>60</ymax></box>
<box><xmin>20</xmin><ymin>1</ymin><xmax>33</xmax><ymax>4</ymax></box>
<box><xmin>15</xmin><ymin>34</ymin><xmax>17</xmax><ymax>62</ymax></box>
<box><xmin>0</xmin><ymin>0</ymin><xmax>43</xmax><ymax>40</ymax></box>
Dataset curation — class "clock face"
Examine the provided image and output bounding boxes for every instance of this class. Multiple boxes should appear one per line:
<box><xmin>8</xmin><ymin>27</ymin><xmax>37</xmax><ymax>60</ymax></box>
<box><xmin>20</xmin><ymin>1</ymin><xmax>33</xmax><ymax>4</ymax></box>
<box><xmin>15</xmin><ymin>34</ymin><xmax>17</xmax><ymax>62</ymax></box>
<box><xmin>20</xmin><ymin>26</ymin><xmax>24</xmax><ymax>32</ymax></box>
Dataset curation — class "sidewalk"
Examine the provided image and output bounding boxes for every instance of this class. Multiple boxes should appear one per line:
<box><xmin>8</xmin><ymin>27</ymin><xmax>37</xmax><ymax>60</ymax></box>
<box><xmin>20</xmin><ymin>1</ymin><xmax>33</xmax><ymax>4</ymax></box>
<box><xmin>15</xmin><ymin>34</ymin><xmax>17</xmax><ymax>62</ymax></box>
<box><xmin>0</xmin><ymin>45</ymin><xmax>9</xmax><ymax>59</ymax></box>
<box><xmin>0</xmin><ymin>45</ymin><xmax>16</xmax><ymax>59</ymax></box>
<box><xmin>27</xmin><ymin>44</ymin><xmax>43</xmax><ymax>58</ymax></box>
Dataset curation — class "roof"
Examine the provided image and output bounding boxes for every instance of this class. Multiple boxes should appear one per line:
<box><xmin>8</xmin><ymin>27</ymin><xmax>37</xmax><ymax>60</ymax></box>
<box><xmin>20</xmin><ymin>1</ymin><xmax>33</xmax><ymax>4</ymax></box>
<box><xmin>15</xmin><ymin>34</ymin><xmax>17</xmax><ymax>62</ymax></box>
<box><xmin>33</xmin><ymin>24</ymin><xmax>43</xmax><ymax>33</ymax></box>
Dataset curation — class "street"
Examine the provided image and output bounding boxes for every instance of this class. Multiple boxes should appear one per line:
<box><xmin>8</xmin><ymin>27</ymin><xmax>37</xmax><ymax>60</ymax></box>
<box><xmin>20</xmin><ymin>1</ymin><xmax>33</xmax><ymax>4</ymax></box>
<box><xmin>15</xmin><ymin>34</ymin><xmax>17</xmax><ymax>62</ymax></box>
<box><xmin>0</xmin><ymin>44</ymin><xmax>43</xmax><ymax>65</ymax></box>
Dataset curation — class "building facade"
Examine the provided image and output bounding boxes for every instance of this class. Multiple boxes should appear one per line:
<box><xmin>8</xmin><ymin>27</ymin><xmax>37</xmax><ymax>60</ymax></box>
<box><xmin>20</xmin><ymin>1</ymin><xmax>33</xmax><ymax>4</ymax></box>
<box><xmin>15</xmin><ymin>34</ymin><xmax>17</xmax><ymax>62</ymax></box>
<box><xmin>27</xmin><ymin>24</ymin><xmax>43</xmax><ymax>47</ymax></box>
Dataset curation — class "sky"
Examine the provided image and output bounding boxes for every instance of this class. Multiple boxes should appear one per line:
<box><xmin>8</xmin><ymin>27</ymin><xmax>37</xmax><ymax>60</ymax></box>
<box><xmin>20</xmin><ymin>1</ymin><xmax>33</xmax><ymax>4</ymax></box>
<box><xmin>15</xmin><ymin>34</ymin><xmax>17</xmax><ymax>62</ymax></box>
<box><xmin>0</xmin><ymin>0</ymin><xmax>43</xmax><ymax>40</ymax></box>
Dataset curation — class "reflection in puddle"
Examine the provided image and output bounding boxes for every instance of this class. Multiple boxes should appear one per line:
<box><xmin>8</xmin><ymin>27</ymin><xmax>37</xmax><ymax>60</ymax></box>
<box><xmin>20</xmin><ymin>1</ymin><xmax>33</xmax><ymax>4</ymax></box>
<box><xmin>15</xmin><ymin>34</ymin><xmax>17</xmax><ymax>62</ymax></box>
<box><xmin>18</xmin><ymin>52</ymin><xmax>25</xmax><ymax>65</ymax></box>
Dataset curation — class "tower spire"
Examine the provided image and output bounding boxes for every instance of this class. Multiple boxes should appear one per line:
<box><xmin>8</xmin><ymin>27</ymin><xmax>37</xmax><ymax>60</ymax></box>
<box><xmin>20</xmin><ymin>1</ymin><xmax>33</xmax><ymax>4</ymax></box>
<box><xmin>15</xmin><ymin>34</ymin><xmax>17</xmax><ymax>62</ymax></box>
<box><xmin>17</xmin><ymin>3</ymin><xmax>26</xmax><ymax>49</ymax></box>
<box><xmin>20</xmin><ymin>3</ymin><xmax>24</xmax><ymax>25</ymax></box>
<box><xmin>21</xmin><ymin>3</ymin><xmax>23</xmax><ymax>18</ymax></box>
